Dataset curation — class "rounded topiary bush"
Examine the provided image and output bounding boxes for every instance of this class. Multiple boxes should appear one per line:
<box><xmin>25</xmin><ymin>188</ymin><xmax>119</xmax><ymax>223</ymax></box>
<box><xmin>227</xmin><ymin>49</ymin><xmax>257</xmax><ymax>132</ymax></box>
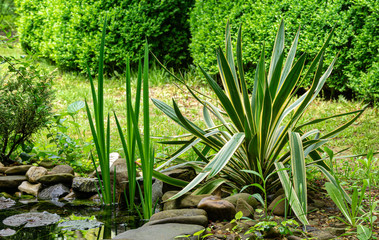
<box><xmin>15</xmin><ymin>0</ymin><xmax>194</xmax><ymax>72</ymax></box>
<box><xmin>190</xmin><ymin>0</ymin><xmax>378</xmax><ymax>102</ymax></box>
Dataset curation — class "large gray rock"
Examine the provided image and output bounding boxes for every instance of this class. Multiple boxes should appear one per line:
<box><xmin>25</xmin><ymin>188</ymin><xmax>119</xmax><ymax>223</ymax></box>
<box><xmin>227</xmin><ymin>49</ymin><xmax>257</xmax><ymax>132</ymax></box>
<box><xmin>50</xmin><ymin>165</ymin><xmax>74</xmax><ymax>175</ymax></box>
<box><xmin>146</xmin><ymin>209</ymin><xmax>208</xmax><ymax>227</ymax></box>
<box><xmin>18</xmin><ymin>181</ymin><xmax>41</xmax><ymax>197</ymax></box>
<box><xmin>198</xmin><ymin>198</ymin><xmax>236</xmax><ymax>221</ymax></box>
<box><xmin>26</xmin><ymin>166</ymin><xmax>48</xmax><ymax>183</ymax></box>
<box><xmin>38</xmin><ymin>183</ymin><xmax>70</xmax><ymax>200</ymax></box>
<box><xmin>4</xmin><ymin>165</ymin><xmax>32</xmax><ymax>175</ymax></box>
<box><xmin>224</xmin><ymin>193</ymin><xmax>259</xmax><ymax>208</ymax></box>
<box><xmin>162</xmin><ymin>191</ymin><xmax>211</xmax><ymax>210</ymax></box>
<box><xmin>0</xmin><ymin>175</ymin><xmax>27</xmax><ymax>189</ymax></box>
<box><xmin>113</xmin><ymin>223</ymin><xmax>204</xmax><ymax>240</ymax></box>
<box><xmin>72</xmin><ymin>177</ymin><xmax>98</xmax><ymax>193</ymax></box>
<box><xmin>37</xmin><ymin>173</ymin><xmax>74</xmax><ymax>185</ymax></box>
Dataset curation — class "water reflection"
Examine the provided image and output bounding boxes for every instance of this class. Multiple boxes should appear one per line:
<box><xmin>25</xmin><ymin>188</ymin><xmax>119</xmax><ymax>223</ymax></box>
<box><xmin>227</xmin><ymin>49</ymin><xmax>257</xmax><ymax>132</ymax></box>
<box><xmin>0</xmin><ymin>200</ymin><xmax>140</xmax><ymax>240</ymax></box>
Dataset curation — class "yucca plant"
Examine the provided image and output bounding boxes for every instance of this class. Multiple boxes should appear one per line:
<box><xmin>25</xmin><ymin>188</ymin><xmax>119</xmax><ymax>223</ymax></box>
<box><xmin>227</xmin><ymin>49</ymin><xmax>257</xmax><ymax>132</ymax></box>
<box><xmin>152</xmin><ymin>20</ymin><xmax>366</xmax><ymax>204</ymax></box>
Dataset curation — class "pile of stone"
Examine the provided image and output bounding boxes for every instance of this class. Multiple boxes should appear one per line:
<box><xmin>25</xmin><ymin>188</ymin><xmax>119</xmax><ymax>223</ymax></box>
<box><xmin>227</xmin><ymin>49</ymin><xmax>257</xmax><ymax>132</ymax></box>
<box><xmin>0</xmin><ymin>153</ymin><xmax>126</xmax><ymax>202</ymax></box>
<box><xmin>113</xmin><ymin>191</ymin><xmax>259</xmax><ymax>240</ymax></box>
<box><xmin>0</xmin><ymin>163</ymin><xmax>100</xmax><ymax>201</ymax></box>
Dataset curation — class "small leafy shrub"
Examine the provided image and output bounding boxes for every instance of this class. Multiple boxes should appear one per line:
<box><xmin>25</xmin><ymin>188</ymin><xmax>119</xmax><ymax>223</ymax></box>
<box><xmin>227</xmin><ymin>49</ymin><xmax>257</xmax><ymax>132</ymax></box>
<box><xmin>189</xmin><ymin>0</ymin><xmax>378</xmax><ymax>102</ymax></box>
<box><xmin>14</xmin><ymin>0</ymin><xmax>194</xmax><ymax>73</ymax></box>
<box><xmin>0</xmin><ymin>54</ymin><xmax>54</xmax><ymax>165</ymax></box>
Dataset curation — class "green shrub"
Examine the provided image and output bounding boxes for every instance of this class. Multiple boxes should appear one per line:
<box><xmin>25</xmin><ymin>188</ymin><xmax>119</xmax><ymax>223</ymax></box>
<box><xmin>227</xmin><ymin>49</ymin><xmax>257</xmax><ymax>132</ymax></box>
<box><xmin>189</xmin><ymin>0</ymin><xmax>378</xmax><ymax>102</ymax></box>
<box><xmin>0</xmin><ymin>0</ymin><xmax>17</xmax><ymax>33</ymax></box>
<box><xmin>15</xmin><ymin>0</ymin><xmax>194</xmax><ymax>72</ymax></box>
<box><xmin>0</xmin><ymin>54</ymin><xmax>54</xmax><ymax>165</ymax></box>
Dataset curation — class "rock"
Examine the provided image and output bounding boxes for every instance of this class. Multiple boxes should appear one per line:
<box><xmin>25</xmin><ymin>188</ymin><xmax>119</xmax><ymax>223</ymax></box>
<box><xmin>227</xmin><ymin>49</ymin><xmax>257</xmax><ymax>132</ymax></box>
<box><xmin>309</xmin><ymin>229</ymin><xmax>336</xmax><ymax>240</ymax></box>
<box><xmin>268</xmin><ymin>194</ymin><xmax>287</xmax><ymax>216</ymax></box>
<box><xmin>325</xmin><ymin>227</ymin><xmax>345</xmax><ymax>236</ymax></box>
<box><xmin>0</xmin><ymin>228</ymin><xmax>16</xmax><ymax>237</ymax></box>
<box><xmin>235</xmin><ymin>198</ymin><xmax>255</xmax><ymax>219</ymax></box>
<box><xmin>110</xmin><ymin>158</ymin><xmax>128</xmax><ymax>190</ymax></box>
<box><xmin>162</xmin><ymin>191</ymin><xmax>211</xmax><ymax>210</ymax></box>
<box><xmin>26</xmin><ymin>166</ymin><xmax>48</xmax><ymax>183</ymax></box>
<box><xmin>161</xmin><ymin>167</ymin><xmax>196</xmax><ymax>193</ymax></box>
<box><xmin>50</xmin><ymin>164</ymin><xmax>74</xmax><ymax>175</ymax></box>
<box><xmin>38</xmin><ymin>183</ymin><xmax>70</xmax><ymax>200</ymax></box>
<box><xmin>4</xmin><ymin>165</ymin><xmax>32</xmax><ymax>175</ymax></box>
<box><xmin>0</xmin><ymin>162</ymin><xmax>3</xmax><ymax>167</ymax></box>
<box><xmin>38</xmin><ymin>160</ymin><xmax>55</xmax><ymax>169</ymax></box>
<box><xmin>3</xmin><ymin>212</ymin><xmax>61</xmax><ymax>228</ymax></box>
<box><xmin>0</xmin><ymin>197</ymin><xmax>16</xmax><ymax>210</ymax></box>
<box><xmin>224</xmin><ymin>193</ymin><xmax>259</xmax><ymax>208</ymax></box>
<box><xmin>72</xmin><ymin>177</ymin><xmax>99</xmax><ymax>193</ymax></box>
<box><xmin>18</xmin><ymin>181</ymin><xmax>41</xmax><ymax>197</ymax></box>
<box><xmin>109</xmin><ymin>152</ymin><xmax>120</xmax><ymax>166</ymax></box>
<box><xmin>273</xmin><ymin>188</ymin><xmax>285</xmax><ymax>200</ymax></box>
<box><xmin>113</xmin><ymin>223</ymin><xmax>204</xmax><ymax>240</ymax></box>
<box><xmin>146</xmin><ymin>209</ymin><xmax>208</xmax><ymax>227</ymax></box>
<box><xmin>0</xmin><ymin>175</ymin><xmax>27</xmax><ymax>189</ymax></box>
<box><xmin>152</xmin><ymin>179</ymin><xmax>163</xmax><ymax>207</ymax></box>
<box><xmin>198</xmin><ymin>199</ymin><xmax>236</xmax><ymax>221</ymax></box>
<box><xmin>62</xmin><ymin>192</ymin><xmax>76</xmax><ymax>201</ymax></box>
<box><xmin>0</xmin><ymin>166</ymin><xmax>9</xmax><ymax>173</ymax></box>
<box><xmin>37</xmin><ymin>173</ymin><xmax>74</xmax><ymax>185</ymax></box>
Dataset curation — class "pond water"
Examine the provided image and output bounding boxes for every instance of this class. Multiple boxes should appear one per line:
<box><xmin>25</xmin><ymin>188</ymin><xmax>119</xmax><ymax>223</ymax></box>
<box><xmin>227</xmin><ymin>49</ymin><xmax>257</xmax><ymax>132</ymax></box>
<box><xmin>0</xmin><ymin>198</ymin><xmax>141</xmax><ymax>240</ymax></box>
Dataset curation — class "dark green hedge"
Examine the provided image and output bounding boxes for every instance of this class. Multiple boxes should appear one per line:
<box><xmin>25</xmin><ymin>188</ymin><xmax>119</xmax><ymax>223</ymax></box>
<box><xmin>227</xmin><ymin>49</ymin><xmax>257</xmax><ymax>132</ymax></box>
<box><xmin>190</xmin><ymin>0</ymin><xmax>378</xmax><ymax>102</ymax></box>
<box><xmin>15</xmin><ymin>0</ymin><xmax>194</xmax><ymax>72</ymax></box>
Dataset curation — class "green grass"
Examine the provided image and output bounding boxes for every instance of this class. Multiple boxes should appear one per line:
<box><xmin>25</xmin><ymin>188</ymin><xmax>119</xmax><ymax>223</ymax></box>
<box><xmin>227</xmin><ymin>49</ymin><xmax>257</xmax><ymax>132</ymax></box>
<box><xmin>1</xmin><ymin>44</ymin><xmax>378</xmax><ymax>175</ymax></box>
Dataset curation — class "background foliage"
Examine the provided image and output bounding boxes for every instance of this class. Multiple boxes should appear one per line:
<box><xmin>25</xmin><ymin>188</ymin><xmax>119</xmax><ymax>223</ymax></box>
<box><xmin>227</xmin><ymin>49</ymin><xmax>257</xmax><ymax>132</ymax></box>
<box><xmin>14</xmin><ymin>0</ymin><xmax>194</xmax><ymax>73</ymax></box>
<box><xmin>189</xmin><ymin>0</ymin><xmax>378</xmax><ymax>102</ymax></box>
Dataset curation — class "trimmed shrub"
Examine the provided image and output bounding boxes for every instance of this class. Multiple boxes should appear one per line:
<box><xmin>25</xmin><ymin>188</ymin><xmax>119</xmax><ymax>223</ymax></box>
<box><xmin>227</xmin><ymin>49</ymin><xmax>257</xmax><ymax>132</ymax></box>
<box><xmin>190</xmin><ymin>0</ymin><xmax>378</xmax><ymax>101</ymax></box>
<box><xmin>15</xmin><ymin>0</ymin><xmax>194</xmax><ymax>72</ymax></box>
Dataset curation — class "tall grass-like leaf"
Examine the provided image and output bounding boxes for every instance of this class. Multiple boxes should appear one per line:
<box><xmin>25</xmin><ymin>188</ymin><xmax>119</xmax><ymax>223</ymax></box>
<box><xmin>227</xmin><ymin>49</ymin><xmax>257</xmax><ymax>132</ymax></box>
<box><xmin>85</xmin><ymin>16</ymin><xmax>112</xmax><ymax>205</ymax></box>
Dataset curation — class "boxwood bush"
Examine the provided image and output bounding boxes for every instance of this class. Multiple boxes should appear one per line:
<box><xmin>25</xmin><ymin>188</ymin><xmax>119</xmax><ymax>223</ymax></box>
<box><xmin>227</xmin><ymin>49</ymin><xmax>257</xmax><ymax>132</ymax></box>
<box><xmin>15</xmin><ymin>0</ymin><xmax>194</xmax><ymax>72</ymax></box>
<box><xmin>190</xmin><ymin>0</ymin><xmax>378</xmax><ymax>102</ymax></box>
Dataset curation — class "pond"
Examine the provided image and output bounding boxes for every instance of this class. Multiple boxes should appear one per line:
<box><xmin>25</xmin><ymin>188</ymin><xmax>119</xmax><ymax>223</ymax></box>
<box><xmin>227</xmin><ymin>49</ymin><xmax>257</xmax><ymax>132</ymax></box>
<box><xmin>0</xmin><ymin>197</ymin><xmax>141</xmax><ymax>240</ymax></box>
